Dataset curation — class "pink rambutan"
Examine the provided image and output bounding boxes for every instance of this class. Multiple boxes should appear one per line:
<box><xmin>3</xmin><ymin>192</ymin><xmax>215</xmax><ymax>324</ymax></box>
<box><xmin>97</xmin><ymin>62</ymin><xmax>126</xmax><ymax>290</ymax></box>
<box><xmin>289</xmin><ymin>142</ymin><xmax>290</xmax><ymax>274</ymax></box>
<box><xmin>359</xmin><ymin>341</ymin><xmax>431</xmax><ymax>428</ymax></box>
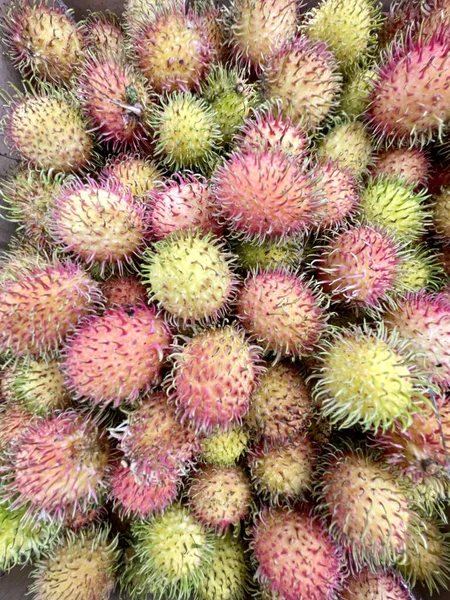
<box><xmin>199</xmin><ymin>5</ymin><xmax>227</xmax><ymax>63</ymax></box>
<box><xmin>149</xmin><ymin>173</ymin><xmax>223</xmax><ymax>240</ymax></box>
<box><xmin>340</xmin><ymin>568</ymin><xmax>413</xmax><ymax>600</ymax></box>
<box><xmin>80</xmin><ymin>10</ymin><xmax>125</xmax><ymax>57</ymax></box>
<box><xmin>370</xmin><ymin>147</ymin><xmax>431</xmax><ymax>188</ymax></box>
<box><xmin>0</xmin><ymin>403</ymin><xmax>34</xmax><ymax>454</ymax></box>
<box><xmin>167</xmin><ymin>325</ymin><xmax>262</xmax><ymax>432</ymax></box>
<box><xmin>63</xmin><ymin>305</ymin><xmax>171</xmax><ymax>408</ymax></box>
<box><xmin>251</xmin><ymin>506</ymin><xmax>343</xmax><ymax>600</ymax></box>
<box><xmin>101</xmin><ymin>275</ymin><xmax>147</xmax><ymax>307</ymax></box>
<box><xmin>314</xmin><ymin>160</ymin><xmax>361</xmax><ymax>230</ymax></box>
<box><xmin>212</xmin><ymin>146</ymin><xmax>319</xmax><ymax>241</ymax></box>
<box><xmin>236</xmin><ymin>269</ymin><xmax>329</xmax><ymax>359</ymax></box>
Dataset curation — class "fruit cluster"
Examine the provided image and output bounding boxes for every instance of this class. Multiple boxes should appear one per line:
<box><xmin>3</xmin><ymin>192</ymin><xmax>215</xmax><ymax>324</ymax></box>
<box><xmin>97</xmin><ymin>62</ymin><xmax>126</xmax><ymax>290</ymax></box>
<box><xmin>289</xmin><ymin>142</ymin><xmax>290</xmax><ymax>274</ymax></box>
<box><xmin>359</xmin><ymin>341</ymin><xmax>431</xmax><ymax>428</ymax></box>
<box><xmin>0</xmin><ymin>0</ymin><xmax>449</xmax><ymax>599</ymax></box>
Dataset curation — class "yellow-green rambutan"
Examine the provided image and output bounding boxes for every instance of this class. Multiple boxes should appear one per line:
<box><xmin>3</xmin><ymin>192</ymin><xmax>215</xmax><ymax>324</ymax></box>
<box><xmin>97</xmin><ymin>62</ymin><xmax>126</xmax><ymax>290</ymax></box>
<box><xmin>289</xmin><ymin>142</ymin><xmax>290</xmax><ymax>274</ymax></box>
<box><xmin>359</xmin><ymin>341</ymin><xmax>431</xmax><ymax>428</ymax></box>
<box><xmin>79</xmin><ymin>10</ymin><xmax>125</xmax><ymax>57</ymax></box>
<box><xmin>340</xmin><ymin>66</ymin><xmax>377</xmax><ymax>118</ymax></box>
<box><xmin>233</xmin><ymin>237</ymin><xmax>303</xmax><ymax>272</ymax></box>
<box><xmin>100</xmin><ymin>153</ymin><xmax>162</xmax><ymax>199</ymax></box>
<box><xmin>432</xmin><ymin>185</ymin><xmax>450</xmax><ymax>243</ymax></box>
<box><xmin>200</xmin><ymin>427</ymin><xmax>249</xmax><ymax>466</ymax></box>
<box><xmin>317</xmin><ymin>119</ymin><xmax>373</xmax><ymax>177</ymax></box>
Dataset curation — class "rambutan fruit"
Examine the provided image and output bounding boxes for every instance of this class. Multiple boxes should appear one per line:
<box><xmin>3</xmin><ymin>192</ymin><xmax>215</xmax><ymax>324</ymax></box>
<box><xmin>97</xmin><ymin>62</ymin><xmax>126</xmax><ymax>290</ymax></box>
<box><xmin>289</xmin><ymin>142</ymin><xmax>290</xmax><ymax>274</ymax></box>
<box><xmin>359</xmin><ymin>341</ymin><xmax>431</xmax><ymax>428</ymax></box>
<box><xmin>4</xmin><ymin>410</ymin><xmax>110</xmax><ymax>520</ymax></box>
<box><xmin>213</xmin><ymin>146</ymin><xmax>319</xmax><ymax>241</ymax></box>
<box><xmin>303</xmin><ymin>0</ymin><xmax>381</xmax><ymax>69</ymax></box>
<box><xmin>149</xmin><ymin>173</ymin><xmax>223</xmax><ymax>240</ymax></box>
<box><xmin>248</xmin><ymin>435</ymin><xmax>316</xmax><ymax>505</ymax></box>
<box><xmin>100</xmin><ymin>153</ymin><xmax>161</xmax><ymax>199</ymax></box>
<box><xmin>123</xmin><ymin>0</ymin><xmax>167</xmax><ymax>34</ymax></box>
<box><xmin>313</xmin><ymin>322</ymin><xmax>431</xmax><ymax>432</ymax></box>
<box><xmin>101</xmin><ymin>275</ymin><xmax>147</xmax><ymax>307</ymax></box>
<box><xmin>141</xmin><ymin>230</ymin><xmax>236</xmax><ymax>324</ymax></box>
<box><xmin>370</xmin><ymin>147</ymin><xmax>431</xmax><ymax>188</ymax></box>
<box><xmin>439</xmin><ymin>244</ymin><xmax>450</xmax><ymax>276</ymax></box>
<box><xmin>236</xmin><ymin>110</ymin><xmax>309</xmax><ymax>159</ymax></box>
<box><xmin>198</xmin><ymin>4</ymin><xmax>227</xmax><ymax>63</ymax></box>
<box><xmin>432</xmin><ymin>185</ymin><xmax>450</xmax><ymax>243</ymax></box>
<box><xmin>236</xmin><ymin>269</ymin><xmax>329</xmax><ymax>359</ymax></box>
<box><xmin>360</xmin><ymin>176</ymin><xmax>431</xmax><ymax>241</ymax></box>
<box><xmin>234</xmin><ymin>237</ymin><xmax>303</xmax><ymax>272</ymax></box>
<box><xmin>200</xmin><ymin>427</ymin><xmax>249</xmax><ymax>466</ymax></box>
<box><xmin>246</xmin><ymin>362</ymin><xmax>313</xmax><ymax>443</ymax></box>
<box><xmin>421</xmin><ymin>2</ymin><xmax>450</xmax><ymax>39</ymax></box>
<box><xmin>378</xmin><ymin>0</ymin><xmax>425</xmax><ymax>48</ymax></box>
<box><xmin>314</xmin><ymin>224</ymin><xmax>404</xmax><ymax>311</ymax></box>
<box><xmin>187</xmin><ymin>463</ymin><xmax>252</xmax><ymax>532</ymax></box>
<box><xmin>314</xmin><ymin>159</ymin><xmax>361</xmax><ymax>230</ymax></box>
<box><xmin>132</xmin><ymin>2</ymin><xmax>214</xmax><ymax>94</ymax></box>
<box><xmin>316</xmin><ymin>445</ymin><xmax>414</xmax><ymax>569</ymax></box>
<box><xmin>151</xmin><ymin>92</ymin><xmax>222</xmax><ymax>172</ymax></box>
<box><xmin>197</xmin><ymin>534</ymin><xmax>251</xmax><ymax>600</ymax></box>
<box><xmin>128</xmin><ymin>504</ymin><xmax>215</xmax><ymax>600</ymax></box>
<box><xmin>112</xmin><ymin>391</ymin><xmax>201</xmax><ymax>480</ymax></box>
<box><xmin>167</xmin><ymin>325</ymin><xmax>261</xmax><ymax>432</ymax></box>
<box><xmin>80</xmin><ymin>10</ymin><xmax>125</xmax><ymax>57</ymax></box>
<box><xmin>263</xmin><ymin>36</ymin><xmax>342</xmax><ymax>131</ymax></box>
<box><xmin>395</xmin><ymin>244</ymin><xmax>446</xmax><ymax>294</ymax></box>
<box><xmin>225</xmin><ymin>0</ymin><xmax>298</xmax><ymax>71</ymax></box>
<box><xmin>317</xmin><ymin>119</ymin><xmax>373</xmax><ymax>178</ymax></box>
<box><xmin>2</xmin><ymin>0</ymin><xmax>84</xmax><ymax>83</ymax></box>
<box><xmin>251</xmin><ymin>505</ymin><xmax>343</xmax><ymax>600</ymax></box>
<box><xmin>0</xmin><ymin>402</ymin><xmax>34</xmax><ymax>454</ymax></box>
<box><xmin>201</xmin><ymin>65</ymin><xmax>260</xmax><ymax>145</ymax></box>
<box><xmin>339</xmin><ymin>568</ymin><xmax>413</xmax><ymax>600</ymax></box>
<box><xmin>340</xmin><ymin>67</ymin><xmax>377</xmax><ymax>118</ymax></box>
<box><xmin>368</xmin><ymin>30</ymin><xmax>450</xmax><ymax>146</ymax></box>
<box><xmin>0</xmin><ymin>502</ymin><xmax>58</xmax><ymax>572</ymax></box>
<box><xmin>0</xmin><ymin>255</ymin><xmax>101</xmax><ymax>358</ymax></box>
<box><xmin>50</xmin><ymin>177</ymin><xmax>147</xmax><ymax>273</ymax></box>
<box><xmin>384</xmin><ymin>291</ymin><xmax>450</xmax><ymax>387</ymax></box>
<box><xmin>110</xmin><ymin>459</ymin><xmax>180</xmax><ymax>519</ymax></box>
<box><xmin>406</xmin><ymin>474</ymin><xmax>450</xmax><ymax>522</ymax></box>
<box><xmin>29</xmin><ymin>526</ymin><xmax>119</xmax><ymax>600</ymax></box>
<box><xmin>78</xmin><ymin>51</ymin><xmax>153</xmax><ymax>151</ymax></box>
<box><xmin>63</xmin><ymin>306</ymin><xmax>171</xmax><ymax>408</ymax></box>
<box><xmin>2</xmin><ymin>85</ymin><xmax>94</xmax><ymax>173</ymax></box>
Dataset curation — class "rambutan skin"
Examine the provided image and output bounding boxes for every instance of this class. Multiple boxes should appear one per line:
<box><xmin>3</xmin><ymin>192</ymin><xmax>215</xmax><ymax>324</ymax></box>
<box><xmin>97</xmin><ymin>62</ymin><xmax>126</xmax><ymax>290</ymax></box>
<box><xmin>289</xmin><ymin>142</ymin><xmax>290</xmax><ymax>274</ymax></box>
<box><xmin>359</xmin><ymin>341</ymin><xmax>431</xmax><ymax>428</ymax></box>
<box><xmin>101</xmin><ymin>275</ymin><xmax>147</xmax><ymax>307</ymax></box>
<box><xmin>63</xmin><ymin>305</ymin><xmax>171</xmax><ymax>408</ymax></box>
<box><xmin>340</xmin><ymin>568</ymin><xmax>413</xmax><ymax>600</ymax></box>
<box><xmin>370</xmin><ymin>148</ymin><xmax>431</xmax><ymax>189</ymax></box>
<box><xmin>100</xmin><ymin>152</ymin><xmax>161</xmax><ymax>199</ymax></box>
<box><xmin>314</xmin><ymin>160</ymin><xmax>361</xmax><ymax>230</ymax></box>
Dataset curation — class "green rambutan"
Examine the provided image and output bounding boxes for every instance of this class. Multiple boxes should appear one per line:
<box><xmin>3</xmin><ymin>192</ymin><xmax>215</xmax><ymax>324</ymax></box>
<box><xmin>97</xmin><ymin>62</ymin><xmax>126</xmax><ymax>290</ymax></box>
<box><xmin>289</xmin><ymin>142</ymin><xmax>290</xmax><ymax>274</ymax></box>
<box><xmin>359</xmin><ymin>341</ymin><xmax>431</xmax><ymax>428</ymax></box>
<box><xmin>251</xmin><ymin>505</ymin><xmax>343</xmax><ymax>600</ymax></box>
<box><xmin>339</xmin><ymin>568</ymin><xmax>413</xmax><ymax>600</ymax></box>
<box><xmin>246</xmin><ymin>362</ymin><xmax>313</xmax><ymax>443</ymax></box>
<box><xmin>187</xmin><ymin>463</ymin><xmax>252</xmax><ymax>532</ymax></box>
<box><xmin>29</xmin><ymin>526</ymin><xmax>119</xmax><ymax>600</ymax></box>
<box><xmin>395</xmin><ymin>244</ymin><xmax>446</xmax><ymax>294</ymax></box>
<box><xmin>340</xmin><ymin>67</ymin><xmax>377</xmax><ymax>118</ymax></box>
<box><xmin>50</xmin><ymin>177</ymin><xmax>147</xmax><ymax>273</ymax></box>
<box><xmin>432</xmin><ymin>185</ymin><xmax>450</xmax><ymax>243</ymax></box>
<box><xmin>123</xmin><ymin>0</ymin><xmax>170</xmax><ymax>35</ymax></box>
<box><xmin>236</xmin><ymin>269</ymin><xmax>329</xmax><ymax>359</ymax></box>
<box><xmin>317</xmin><ymin>119</ymin><xmax>373</xmax><ymax>178</ymax></box>
<box><xmin>141</xmin><ymin>229</ymin><xmax>237</xmax><ymax>324</ymax></box>
<box><xmin>263</xmin><ymin>36</ymin><xmax>342</xmax><ymax>131</ymax></box>
<box><xmin>2</xmin><ymin>85</ymin><xmax>94</xmax><ymax>173</ymax></box>
<box><xmin>100</xmin><ymin>153</ymin><xmax>161</xmax><ymax>199</ymax></box>
<box><xmin>167</xmin><ymin>325</ymin><xmax>261</xmax><ymax>432</ymax></box>
<box><xmin>370</xmin><ymin>147</ymin><xmax>431</xmax><ymax>188</ymax></box>
<box><xmin>233</xmin><ymin>237</ymin><xmax>303</xmax><ymax>272</ymax></box>
<box><xmin>2</xmin><ymin>0</ymin><xmax>84</xmax><ymax>83</ymax></box>
<box><xmin>63</xmin><ymin>306</ymin><xmax>171</xmax><ymax>408</ymax></box>
<box><xmin>101</xmin><ymin>275</ymin><xmax>148</xmax><ymax>307</ymax></box>
<box><xmin>80</xmin><ymin>10</ymin><xmax>125</xmax><ymax>57</ymax></box>
<box><xmin>313</xmin><ymin>322</ymin><xmax>431</xmax><ymax>432</ymax></box>
<box><xmin>200</xmin><ymin>427</ymin><xmax>249</xmax><ymax>466</ymax></box>
<box><xmin>151</xmin><ymin>92</ymin><xmax>222</xmax><ymax>172</ymax></box>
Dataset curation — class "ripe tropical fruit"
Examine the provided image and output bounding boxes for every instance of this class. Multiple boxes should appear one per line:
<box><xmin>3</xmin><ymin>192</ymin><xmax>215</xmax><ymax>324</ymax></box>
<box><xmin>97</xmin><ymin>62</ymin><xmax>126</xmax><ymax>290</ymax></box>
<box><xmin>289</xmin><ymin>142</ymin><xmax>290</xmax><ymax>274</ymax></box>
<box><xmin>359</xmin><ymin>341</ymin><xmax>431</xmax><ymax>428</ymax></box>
<box><xmin>370</xmin><ymin>147</ymin><xmax>431</xmax><ymax>188</ymax></box>
<box><xmin>200</xmin><ymin>427</ymin><xmax>249</xmax><ymax>466</ymax></box>
<box><xmin>80</xmin><ymin>10</ymin><xmax>125</xmax><ymax>56</ymax></box>
<box><xmin>339</xmin><ymin>568</ymin><xmax>413</xmax><ymax>600</ymax></box>
<box><xmin>234</xmin><ymin>237</ymin><xmax>303</xmax><ymax>272</ymax></box>
<box><xmin>317</xmin><ymin>119</ymin><xmax>373</xmax><ymax>177</ymax></box>
<box><xmin>100</xmin><ymin>153</ymin><xmax>161</xmax><ymax>199</ymax></box>
<box><xmin>101</xmin><ymin>275</ymin><xmax>147</xmax><ymax>307</ymax></box>
<box><xmin>0</xmin><ymin>403</ymin><xmax>34</xmax><ymax>455</ymax></box>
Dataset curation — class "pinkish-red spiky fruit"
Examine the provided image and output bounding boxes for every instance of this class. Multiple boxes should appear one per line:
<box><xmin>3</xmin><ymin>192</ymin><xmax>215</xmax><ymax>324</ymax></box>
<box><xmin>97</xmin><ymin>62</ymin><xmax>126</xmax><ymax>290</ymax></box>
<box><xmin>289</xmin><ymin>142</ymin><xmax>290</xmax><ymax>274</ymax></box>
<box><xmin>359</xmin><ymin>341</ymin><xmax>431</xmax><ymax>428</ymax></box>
<box><xmin>251</xmin><ymin>506</ymin><xmax>343</xmax><ymax>600</ymax></box>
<box><xmin>63</xmin><ymin>506</ymin><xmax>104</xmax><ymax>532</ymax></box>
<box><xmin>167</xmin><ymin>325</ymin><xmax>261</xmax><ymax>433</ymax></box>
<box><xmin>370</xmin><ymin>148</ymin><xmax>431</xmax><ymax>188</ymax></box>
<box><xmin>110</xmin><ymin>459</ymin><xmax>179</xmax><ymax>519</ymax></box>
<box><xmin>101</xmin><ymin>275</ymin><xmax>147</xmax><ymax>307</ymax></box>
<box><xmin>368</xmin><ymin>30</ymin><xmax>450</xmax><ymax>146</ymax></box>
<box><xmin>50</xmin><ymin>177</ymin><xmax>147</xmax><ymax>273</ymax></box>
<box><xmin>63</xmin><ymin>305</ymin><xmax>171</xmax><ymax>408</ymax></box>
<box><xmin>315</xmin><ymin>225</ymin><xmax>403</xmax><ymax>310</ymax></box>
<box><xmin>213</xmin><ymin>146</ymin><xmax>319</xmax><ymax>241</ymax></box>
<box><xmin>378</xmin><ymin>0</ymin><xmax>424</xmax><ymax>47</ymax></box>
<box><xmin>0</xmin><ymin>257</ymin><xmax>101</xmax><ymax>358</ymax></box>
<box><xmin>263</xmin><ymin>36</ymin><xmax>342</xmax><ymax>131</ymax></box>
<box><xmin>149</xmin><ymin>173</ymin><xmax>223</xmax><ymax>240</ymax></box>
<box><xmin>340</xmin><ymin>568</ymin><xmax>413</xmax><ymax>600</ymax></box>
<box><xmin>113</xmin><ymin>391</ymin><xmax>201</xmax><ymax>480</ymax></box>
<box><xmin>4</xmin><ymin>410</ymin><xmax>110</xmax><ymax>520</ymax></box>
<box><xmin>80</xmin><ymin>11</ymin><xmax>125</xmax><ymax>56</ymax></box>
<box><xmin>236</xmin><ymin>270</ymin><xmax>329</xmax><ymax>359</ymax></box>
<box><xmin>227</xmin><ymin>0</ymin><xmax>298</xmax><ymax>70</ymax></box>
<box><xmin>236</xmin><ymin>111</ymin><xmax>309</xmax><ymax>158</ymax></box>
<box><xmin>78</xmin><ymin>52</ymin><xmax>152</xmax><ymax>151</ymax></box>
<box><xmin>132</xmin><ymin>3</ymin><xmax>214</xmax><ymax>93</ymax></box>
<box><xmin>314</xmin><ymin>160</ymin><xmax>361</xmax><ymax>230</ymax></box>
<box><xmin>0</xmin><ymin>403</ymin><xmax>34</xmax><ymax>454</ymax></box>
<box><xmin>187</xmin><ymin>464</ymin><xmax>252</xmax><ymax>532</ymax></box>
<box><xmin>384</xmin><ymin>292</ymin><xmax>450</xmax><ymax>387</ymax></box>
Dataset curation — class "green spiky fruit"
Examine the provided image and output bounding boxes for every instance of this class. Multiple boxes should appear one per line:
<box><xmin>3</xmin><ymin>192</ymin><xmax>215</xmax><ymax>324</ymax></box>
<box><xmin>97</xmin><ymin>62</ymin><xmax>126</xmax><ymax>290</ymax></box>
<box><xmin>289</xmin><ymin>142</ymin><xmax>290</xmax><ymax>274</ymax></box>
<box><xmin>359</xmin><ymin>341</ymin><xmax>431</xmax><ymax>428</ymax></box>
<box><xmin>3</xmin><ymin>86</ymin><xmax>94</xmax><ymax>173</ymax></box>
<box><xmin>340</xmin><ymin>67</ymin><xmax>377</xmax><ymax>117</ymax></box>
<box><xmin>360</xmin><ymin>176</ymin><xmax>431</xmax><ymax>241</ymax></box>
<box><xmin>201</xmin><ymin>66</ymin><xmax>260</xmax><ymax>144</ymax></box>
<box><xmin>339</xmin><ymin>568</ymin><xmax>413</xmax><ymax>600</ymax></box>
<box><xmin>200</xmin><ymin>427</ymin><xmax>249</xmax><ymax>466</ymax></box>
<box><xmin>101</xmin><ymin>153</ymin><xmax>161</xmax><ymax>199</ymax></box>
<box><xmin>197</xmin><ymin>534</ymin><xmax>251</xmax><ymax>600</ymax></box>
<box><xmin>313</xmin><ymin>323</ymin><xmax>431</xmax><ymax>432</ymax></box>
<box><xmin>128</xmin><ymin>504</ymin><xmax>215</xmax><ymax>600</ymax></box>
<box><xmin>141</xmin><ymin>230</ymin><xmax>237</xmax><ymax>324</ymax></box>
<box><xmin>29</xmin><ymin>526</ymin><xmax>119</xmax><ymax>600</ymax></box>
<box><xmin>234</xmin><ymin>237</ymin><xmax>303</xmax><ymax>271</ymax></box>
<box><xmin>304</xmin><ymin>0</ymin><xmax>381</xmax><ymax>68</ymax></box>
<box><xmin>123</xmin><ymin>0</ymin><xmax>167</xmax><ymax>34</ymax></box>
<box><xmin>433</xmin><ymin>186</ymin><xmax>450</xmax><ymax>243</ymax></box>
<box><xmin>395</xmin><ymin>245</ymin><xmax>446</xmax><ymax>294</ymax></box>
<box><xmin>317</xmin><ymin>119</ymin><xmax>373</xmax><ymax>177</ymax></box>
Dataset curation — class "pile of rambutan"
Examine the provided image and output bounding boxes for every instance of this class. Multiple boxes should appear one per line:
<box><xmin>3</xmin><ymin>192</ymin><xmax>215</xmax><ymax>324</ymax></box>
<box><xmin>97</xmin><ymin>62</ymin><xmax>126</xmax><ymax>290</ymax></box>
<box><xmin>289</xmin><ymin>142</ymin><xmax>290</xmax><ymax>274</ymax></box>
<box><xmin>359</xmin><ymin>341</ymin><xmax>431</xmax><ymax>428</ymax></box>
<box><xmin>0</xmin><ymin>0</ymin><xmax>450</xmax><ymax>599</ymax></box>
